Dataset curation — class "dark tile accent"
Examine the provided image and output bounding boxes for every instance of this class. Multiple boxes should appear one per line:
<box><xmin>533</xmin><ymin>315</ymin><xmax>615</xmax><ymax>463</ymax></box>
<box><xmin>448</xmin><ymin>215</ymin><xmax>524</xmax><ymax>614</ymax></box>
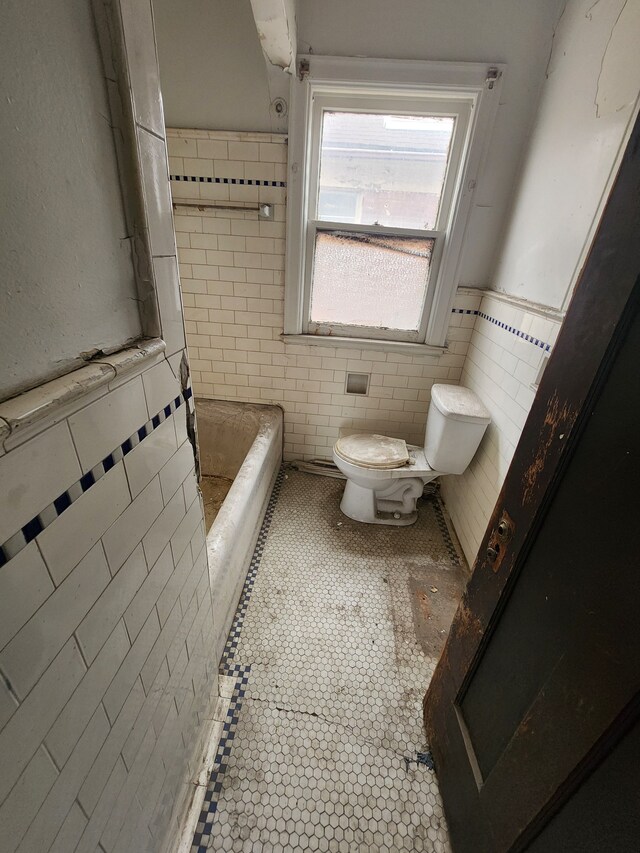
<box><xmin>80</xmin><ymin>471</ymin><xmax>95</xmax><ymax>492</ymax></box>
<box><xmin>22</xmin><ymin>516</ymin><xmax>44</xmax><ymax>543</ymax></box>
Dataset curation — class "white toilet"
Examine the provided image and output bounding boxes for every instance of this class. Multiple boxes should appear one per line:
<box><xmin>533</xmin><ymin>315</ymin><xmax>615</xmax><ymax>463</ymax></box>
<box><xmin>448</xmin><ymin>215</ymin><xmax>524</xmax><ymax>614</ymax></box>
<box><xmin>332</xmin><ymin>384</ymin><xmax>490</xmax><ymax>526</ymax></box>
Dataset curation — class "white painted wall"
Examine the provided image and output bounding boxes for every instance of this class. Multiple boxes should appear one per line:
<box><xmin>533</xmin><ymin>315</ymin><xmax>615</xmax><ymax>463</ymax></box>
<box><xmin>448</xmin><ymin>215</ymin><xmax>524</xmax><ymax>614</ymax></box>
<box><xmin>154</xmin><ymin>0</ymin><xmax>564</xmax><ymax>291</ymax></box>
<box><xmin>0</xmin><ymin>0</ymin><xmax>141</xmax><ymax>400</ymax></box>
<box><xmin>443</xmin><ymin>0</ymin><xmax>640</xmax><ymax>565</ymax></box>
<box><xmin>491</xmin><ymin>0</ymin><xmax>640</xmax><ymax>309</ymax></box>
<box><xmin>154</xmin><ymin>0</ymin><xmax>274</xmax><ymax>132</ymax></box>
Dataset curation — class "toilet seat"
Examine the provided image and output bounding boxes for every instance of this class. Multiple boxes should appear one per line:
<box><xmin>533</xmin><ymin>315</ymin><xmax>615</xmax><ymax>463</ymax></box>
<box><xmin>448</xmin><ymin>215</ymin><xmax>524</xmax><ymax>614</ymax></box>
<box><xmin>334</xmin><ymin>434</ymin><xmax>410</xmax><ymax>470</ymax></box>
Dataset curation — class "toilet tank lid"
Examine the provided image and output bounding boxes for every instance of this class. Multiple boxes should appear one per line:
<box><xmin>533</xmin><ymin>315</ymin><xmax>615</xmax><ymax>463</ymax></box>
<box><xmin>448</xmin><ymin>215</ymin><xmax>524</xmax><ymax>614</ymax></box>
<box><xmin>430</xmin><ymin>384</ymin><xmax>491</xmax><ymax>424</ymax></box>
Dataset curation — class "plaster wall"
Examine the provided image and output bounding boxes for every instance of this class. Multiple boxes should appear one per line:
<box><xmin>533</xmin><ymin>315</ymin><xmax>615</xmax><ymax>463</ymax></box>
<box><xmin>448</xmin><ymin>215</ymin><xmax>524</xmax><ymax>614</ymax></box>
<box><xmin>491</xmin><ymin>0</ymin><xmax>640</xmax><ymax>309</ymax></box>
<box><xmin>0</xmin><ymin>0</ymin><xmax>141</xmax><ymax>400</ymax></box>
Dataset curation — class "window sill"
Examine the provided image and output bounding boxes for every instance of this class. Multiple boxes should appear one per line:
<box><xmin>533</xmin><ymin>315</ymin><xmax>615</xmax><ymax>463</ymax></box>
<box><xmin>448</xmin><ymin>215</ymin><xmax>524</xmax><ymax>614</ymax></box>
<box><xmin>281</xmin><ymin>334</ymin><xmax>446</xmax><ymax>357</ymax></box>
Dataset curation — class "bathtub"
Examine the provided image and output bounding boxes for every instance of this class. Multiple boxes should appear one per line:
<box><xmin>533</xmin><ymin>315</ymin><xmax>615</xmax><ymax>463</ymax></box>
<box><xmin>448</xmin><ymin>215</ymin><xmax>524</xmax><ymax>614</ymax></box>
<box><xmin>195</xmin><ymin>399</ymin><xmax>283</xmax><ymax>664</ymax></box>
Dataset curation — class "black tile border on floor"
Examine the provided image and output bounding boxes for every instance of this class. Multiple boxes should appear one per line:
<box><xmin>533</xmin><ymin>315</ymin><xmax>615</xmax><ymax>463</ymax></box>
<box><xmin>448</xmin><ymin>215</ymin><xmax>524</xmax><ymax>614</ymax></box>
<box><xmin>190</xmin><ymin>467</ymin><xmax>286</xmax><ymax>852</ymax></box>
<box><xmin>430</xmin><ymin>497</ymin><xmax>462</xmax><ymax>566</ymax></box>
<box><xmin>220</xmin><ymin>467</ymin><xmax>286</xmax><ymax>670</ymax></box>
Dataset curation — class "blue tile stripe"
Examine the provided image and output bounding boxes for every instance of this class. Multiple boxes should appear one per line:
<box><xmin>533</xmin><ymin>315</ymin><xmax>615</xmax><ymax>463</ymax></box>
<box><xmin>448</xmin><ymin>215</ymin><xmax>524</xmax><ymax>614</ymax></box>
<box><xmin>190</xmin><ymin>468</ymin><xmax>286</xmax><ymax>852</ymax></box>
<box><xmin>170</xmin><ymin>174</ymin><xmax>286</xmax><ymax>188</ymax></box>
<box><xmin>450</xmin><ymin>307</ymin><xmax>552</xmax><ymax>352</ymax></box>
<box><xmin>0</xmin><ymin>386</ymin><xmax>194</xmax><ymax>568</ymax></box>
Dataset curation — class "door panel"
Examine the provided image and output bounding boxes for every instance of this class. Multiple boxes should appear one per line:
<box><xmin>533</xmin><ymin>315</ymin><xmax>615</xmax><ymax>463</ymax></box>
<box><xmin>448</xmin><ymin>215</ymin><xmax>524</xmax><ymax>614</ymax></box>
<box><xmin>424</xmin><ymin>112</ymin><xmax>640</xmax><ymax>852</ymax></box>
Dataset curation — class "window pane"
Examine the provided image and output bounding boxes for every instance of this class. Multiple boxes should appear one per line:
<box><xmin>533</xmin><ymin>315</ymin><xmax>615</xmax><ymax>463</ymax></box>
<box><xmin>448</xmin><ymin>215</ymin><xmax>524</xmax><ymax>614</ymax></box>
<box><xmin>317</xmin><ymin>112</ymin><xmax>455</xmax><ymax>230</ymax></box>
<box><xmin>310</xmin><ymin>231</ymin><xmax>435</xmax><ymax>331</ymax></box>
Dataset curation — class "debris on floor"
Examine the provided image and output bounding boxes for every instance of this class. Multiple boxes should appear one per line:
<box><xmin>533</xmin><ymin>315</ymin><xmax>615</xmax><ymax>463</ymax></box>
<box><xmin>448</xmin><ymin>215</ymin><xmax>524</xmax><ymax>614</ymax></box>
<box><xmin>192</xmin><ymin>469</ymin><xmax>466</xmax><ymax>852</ymax></box>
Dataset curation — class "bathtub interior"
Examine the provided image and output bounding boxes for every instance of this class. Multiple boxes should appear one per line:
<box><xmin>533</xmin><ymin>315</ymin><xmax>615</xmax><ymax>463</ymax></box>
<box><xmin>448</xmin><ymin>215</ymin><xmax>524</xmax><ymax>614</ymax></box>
<box><xmin>196</xmin><ymin>399</ymin><xmax>266</xmax><ymax>530</ymax></box>
<box><xmin>194</xmin><ymin>398</ymin><xmax>283</xmax><ymax>664</ymax></box>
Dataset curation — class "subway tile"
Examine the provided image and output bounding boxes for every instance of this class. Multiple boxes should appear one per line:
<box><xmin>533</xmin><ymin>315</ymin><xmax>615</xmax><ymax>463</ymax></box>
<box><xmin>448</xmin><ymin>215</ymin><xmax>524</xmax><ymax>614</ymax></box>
<box><xmin>259</xmin><ymin>142</ymin><xmax>287</xmax><ymax>163</ymax></box>
<box><xmin>170</xmin><ymin>494</ymin><xmax>202</xmax><ymax>564</ymax></box>
<box><xmin>0</xmin><ymin>542</ymin><xmax>54</xmax><ymax>652</ymax></box>
<box><xmin>141</xmin><ymin>359</ymin><xmax>181</xmax><ymax>417</ymax></box>
<box><xmin>0</xmin><ymin>638</ymin><xmax>86</xmax><ymax>804</ymax></box>
<box><xmin>142</xmin><ymin>486</ymin><xmax>186</xmax><ymax>568</ymax></box>
<box><xmin>48</xmin><ymin>802</ymin><xmax>87</xmax><ymax>853</ymax></box>
<box><xmin>228</xmin><ymin>141</ymin><xmax>259</xmax><ymax>161</ymax></box>
<box><xmin>45</xmin><ymin>621</ymin><xmax>130</xmax><ymax>767</ymax></box>
<box><xmin>139</xmin><ymin>600</ymin><xmax>182</xmax><ymax>695</ymax></box>
<box><xmin>0</xmin><ymin>421</ymin><xmax>81</xmax><ymax>545</ymax></box>
<box><xmin>119</xmin><ymin>0</ymin><xmax>164</xmax><ymax>136</ymax></box>
<box><xmin>38</xmin><ymin>463</ymin><xmax>131</xmax><ymax>585</ymax></box>
<box><xmin>0</xmin><ymin>746</ymin><xmax>58</xmax><ymax>853</ymax></box>
<box><xmin>102</xmin><ymin>608</ymin><xmax>160</xmax><ymax>725</ymax></box>
<box><xmin>101</xmin><ymin>476</ymin><xmax>162</xmax><ymax>576</ymax></box>
<box><xmin>153</xmin><ymin>257</ymin><xmax>186</xmax><ymax>356</ymax></box>
<box><xmin>124</xmin><ymin>544</ymin><xmax>174</xmax><ymax>642</ymax></box>
<box><xmin>125</xmin><ymin>414</ymin><xmax>178</xmax><ymax>498</ymax></box>
<box><xmin>68</xmin><ymin>377</ymin><xmax>148</xmax><ymax>473</ymax></box>
<box><xmin>183</xmin><ymin>157</ymin><xmax>214</xmax><ymax>178</ymax></box>
<box><xmin>17</xmin><ymin>706</ymin><xmax>110</xmax><ymax>852</ymax></box>
<box><xmin>77</xmin><ymin>686</ymin><xmax>141</xmax><ymax>820</ymax></box>
<box><xmin>196</xmin><ymin>139</ymin><xmax>227</xmax><ymax>159</ymax></box>
<box><xmin>76</xmin><ymin>543</ymin><xmax>148</xmax><ymax>664</ymax></box>
<box><xmin>168</xmin><ymin>137</ymin><xmax>197</xmax><ymax>158</ymax></box>
<box><xmin>0</xmin><ymin>543</ymin><xmax>110</xmax><ymax>699</ymax></box>
<box><xmin>138</xmin><ymin>129</ymin><xmax>175</xmax><ymax>256</ymax></box>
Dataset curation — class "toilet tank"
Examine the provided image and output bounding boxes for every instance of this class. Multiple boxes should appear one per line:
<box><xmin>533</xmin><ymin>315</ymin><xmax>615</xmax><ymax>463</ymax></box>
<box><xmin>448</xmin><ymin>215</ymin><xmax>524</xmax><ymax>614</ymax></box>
<box><xmin>424</xmin><ymin>384</ymin><xmax>491</xmax><ymax>475</ymax></box>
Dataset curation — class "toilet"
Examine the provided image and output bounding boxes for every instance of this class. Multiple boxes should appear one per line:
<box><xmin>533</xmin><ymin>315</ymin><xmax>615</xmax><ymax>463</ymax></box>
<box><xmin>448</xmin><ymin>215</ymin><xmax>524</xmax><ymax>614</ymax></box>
<box><xmin>332</xmin><ymin>384</ymin><xmax>490</xmax><ymax>525</ymax></box>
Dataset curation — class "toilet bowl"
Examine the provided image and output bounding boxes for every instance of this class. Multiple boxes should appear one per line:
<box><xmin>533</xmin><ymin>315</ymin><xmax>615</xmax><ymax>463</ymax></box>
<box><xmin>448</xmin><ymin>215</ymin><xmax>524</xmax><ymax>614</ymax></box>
<box><xmin>332</xmin><ymin>384</ymin><xmax>490</xmax><ymax>526</ymax></box>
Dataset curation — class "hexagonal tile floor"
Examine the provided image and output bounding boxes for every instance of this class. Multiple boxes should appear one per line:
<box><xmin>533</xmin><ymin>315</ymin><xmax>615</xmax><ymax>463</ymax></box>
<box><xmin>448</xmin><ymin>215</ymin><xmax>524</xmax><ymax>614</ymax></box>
<box><xmin>191</xmin><ymin>468</ymin><xmax>468</xmax><ymax>852</ymax></box>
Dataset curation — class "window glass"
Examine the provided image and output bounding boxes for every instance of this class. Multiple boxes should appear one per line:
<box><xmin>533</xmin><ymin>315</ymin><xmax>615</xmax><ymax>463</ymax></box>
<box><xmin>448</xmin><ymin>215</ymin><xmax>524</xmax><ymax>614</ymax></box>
<box><xmin>317</xmin><ymin>112</ymin><xmax>456</xmax><ymax>230</ymax></box>
<box><xmin>310</xmin><ymin>231</ymin><xmax>435</xmax><ymax>331</ymax></box>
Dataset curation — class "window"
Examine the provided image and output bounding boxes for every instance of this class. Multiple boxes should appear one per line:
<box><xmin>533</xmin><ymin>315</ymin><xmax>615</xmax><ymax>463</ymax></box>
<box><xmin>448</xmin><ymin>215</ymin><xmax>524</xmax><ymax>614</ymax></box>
<box><xmin>285</xmin><ymin>57</ymin><xmax>503</xmax><ymax>349</ymax></box>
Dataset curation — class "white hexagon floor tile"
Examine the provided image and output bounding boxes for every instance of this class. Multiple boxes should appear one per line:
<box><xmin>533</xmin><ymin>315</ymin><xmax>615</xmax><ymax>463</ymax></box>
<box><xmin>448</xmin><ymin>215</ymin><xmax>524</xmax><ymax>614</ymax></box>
<box><xmin>192</xmin><ymin>469</ymin><xmax>467</xmax><ymax>852</ymax></box>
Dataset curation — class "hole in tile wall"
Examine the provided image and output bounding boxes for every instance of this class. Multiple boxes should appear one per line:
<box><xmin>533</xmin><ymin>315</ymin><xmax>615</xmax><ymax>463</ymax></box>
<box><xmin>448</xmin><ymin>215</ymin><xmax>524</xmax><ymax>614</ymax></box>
<box><xmin>345</xmin><ymin>373</ymin><xmax>370</xmax><ymax>395</ymax></box>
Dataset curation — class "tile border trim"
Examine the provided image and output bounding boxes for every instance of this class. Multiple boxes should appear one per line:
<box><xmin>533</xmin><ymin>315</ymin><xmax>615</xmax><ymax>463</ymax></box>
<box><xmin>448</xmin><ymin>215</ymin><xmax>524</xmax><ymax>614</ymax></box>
<box><xmin>0</xmin><ymin>338</ymin><xmax>166</xmax><ymax>446</ymax></box>
<box><xmin>450</xmin><ymin>308</ymin><xmax>552</xmax><ymax>352</ymax></box>
<box><xmin>170</xmin><ymin>174</ymin><xmax>286</xmax><ymax>188</ymax></box>
<box><xmin>0</xmin><ymin>387</ymin><xmax>193</xmax><ymax>569</ymax></box>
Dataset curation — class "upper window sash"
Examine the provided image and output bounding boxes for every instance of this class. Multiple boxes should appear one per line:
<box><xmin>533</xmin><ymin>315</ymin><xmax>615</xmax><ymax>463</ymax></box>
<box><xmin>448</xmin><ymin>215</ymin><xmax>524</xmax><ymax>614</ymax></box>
<box><xmin>307</xmin><ymin>94</ymin><xmax>473</xmax><ymax>237</ymax></box>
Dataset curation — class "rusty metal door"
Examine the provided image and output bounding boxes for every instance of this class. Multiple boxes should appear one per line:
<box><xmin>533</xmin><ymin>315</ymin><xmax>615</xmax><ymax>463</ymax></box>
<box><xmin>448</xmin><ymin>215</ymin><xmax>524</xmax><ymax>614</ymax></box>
<box><xmin>423</xmin><ymin>116</ymin><xmax>640</xmax><ymax>852</ymax></box>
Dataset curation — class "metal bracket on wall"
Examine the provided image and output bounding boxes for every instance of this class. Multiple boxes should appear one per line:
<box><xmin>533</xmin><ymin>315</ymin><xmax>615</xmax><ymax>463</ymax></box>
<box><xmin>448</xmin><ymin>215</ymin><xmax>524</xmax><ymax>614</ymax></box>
<box><xmin>172</xmin><ymin>200</ymin><xmax>274</xmax><ymax>220</ymax></box>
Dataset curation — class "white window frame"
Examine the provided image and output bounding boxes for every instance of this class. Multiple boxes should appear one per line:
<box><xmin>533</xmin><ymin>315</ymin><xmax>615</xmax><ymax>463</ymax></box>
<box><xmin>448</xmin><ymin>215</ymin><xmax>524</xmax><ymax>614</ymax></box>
<box><xmin>284</xmin><ymin>56</ymin><xmax>504</xmax><ymax>351</ymax></box>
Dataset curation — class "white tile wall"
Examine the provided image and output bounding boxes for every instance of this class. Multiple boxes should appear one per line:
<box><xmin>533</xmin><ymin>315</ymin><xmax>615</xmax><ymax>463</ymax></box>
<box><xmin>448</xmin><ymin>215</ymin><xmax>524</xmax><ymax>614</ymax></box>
<box><xmin>168</xmin><ymin>128</ymin><xmax>476</xmax><ymax>462</ymax></box>
<box><xmin>0</xmin><ymin>357</ymin><xmax>216</xmax><ymax>853</ymax></box>
<box><xmin>441</xmin><ymin>293</ymin><xmax>563</xmax><ymax>566</ymax></box>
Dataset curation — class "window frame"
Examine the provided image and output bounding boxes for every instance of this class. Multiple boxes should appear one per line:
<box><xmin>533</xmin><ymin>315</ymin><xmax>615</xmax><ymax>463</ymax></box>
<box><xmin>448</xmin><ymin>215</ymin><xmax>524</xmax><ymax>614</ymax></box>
<box><xmin>284</xmin><ymin>56</ymin><xmax>504</xmax><ymax>349</ymax></box>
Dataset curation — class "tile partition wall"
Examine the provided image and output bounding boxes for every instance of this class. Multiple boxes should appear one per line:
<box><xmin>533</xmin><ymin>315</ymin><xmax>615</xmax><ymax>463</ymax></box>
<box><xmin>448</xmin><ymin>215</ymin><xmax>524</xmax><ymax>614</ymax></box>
<box><xmin>441</xmin><ymin>292</ymin><xmax>563</xmax><ymax>565</ymax></box>
<box><xmin>0</xmin><ymin>3</ymin><xmax>218</xmax><ymax>853</ymax></box>
<box><xmin>0</xmin><ymin>352</ymin><xmax>216</xmax><ymax>853</ymax></box>
<box><xmin>167</xmin><ymin>128</ymin><xmax>477</xmax><ymax>461</ymax></box>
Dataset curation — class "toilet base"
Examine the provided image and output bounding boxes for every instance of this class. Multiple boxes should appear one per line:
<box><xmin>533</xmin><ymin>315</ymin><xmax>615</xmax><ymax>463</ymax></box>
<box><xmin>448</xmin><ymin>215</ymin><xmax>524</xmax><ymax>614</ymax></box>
<box><xmin>339</xmin><ymin>478</ymin><xmax>423</xmax><ymax>526</ymax></box>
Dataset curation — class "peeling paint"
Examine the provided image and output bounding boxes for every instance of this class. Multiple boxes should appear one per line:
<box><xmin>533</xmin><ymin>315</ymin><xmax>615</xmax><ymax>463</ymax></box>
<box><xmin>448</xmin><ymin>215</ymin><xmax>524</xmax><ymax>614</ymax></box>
<box><xmin>595</xmin><ymin>0</ymin><xmax>640</xmax><ymax>117</ymax></box>
<box><xmin>521</xmin><ymin>392</ymin><xmax>577</xmax><ymax>506</ymax></box>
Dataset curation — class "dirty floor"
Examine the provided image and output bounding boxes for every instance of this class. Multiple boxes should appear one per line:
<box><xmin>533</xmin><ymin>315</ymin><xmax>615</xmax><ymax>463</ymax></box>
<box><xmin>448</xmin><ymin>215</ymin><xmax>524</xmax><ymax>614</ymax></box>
<box><xmin>191</xmin><ymin>468</ymin><xmax>467</xmax><ymax>852</ymax></box>
<box><xmin>201</xmin><ymin>474</ymin><xmax>234</xmax><ymax>531</ymax></box>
